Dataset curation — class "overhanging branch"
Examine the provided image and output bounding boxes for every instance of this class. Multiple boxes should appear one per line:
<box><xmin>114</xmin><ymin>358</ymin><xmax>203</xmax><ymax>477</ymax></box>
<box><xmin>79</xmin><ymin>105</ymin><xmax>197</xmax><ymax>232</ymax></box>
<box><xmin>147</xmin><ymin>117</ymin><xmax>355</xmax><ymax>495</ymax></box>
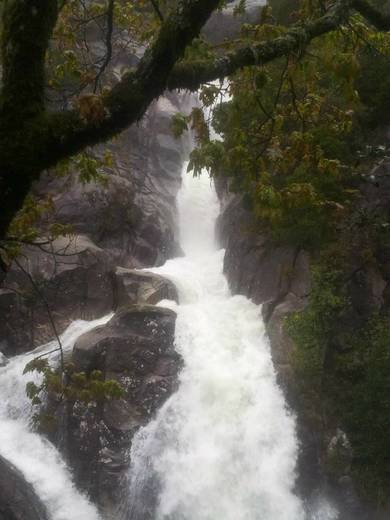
<box><xmin>167</xmin><ymin>0</ymin><xmax>354</xmax><ymax>90</ymax></box>
<box><xmin>43</xmin><ymin>0</ymin><xmax>222</xmax><ymax>163</ymax></box>
<box><xmin>27</xmin><ymin>0</ymin><xmax>355</xmax><ymax>169</ymax></box>
<box><xmin>1</xmin><ymin>0</ymin><xmax>389</xmax><ymax>244</ymax></box>
<box><xmin>0</xmin><ymin>0</ymin><xmax>221</xmax><ymax>242</ymax></box>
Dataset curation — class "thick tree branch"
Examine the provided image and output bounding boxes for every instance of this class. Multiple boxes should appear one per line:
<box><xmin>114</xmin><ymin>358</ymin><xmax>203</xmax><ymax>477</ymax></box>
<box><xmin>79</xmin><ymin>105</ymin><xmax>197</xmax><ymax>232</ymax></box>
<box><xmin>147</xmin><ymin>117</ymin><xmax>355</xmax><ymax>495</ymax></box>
<box><xmin>0</xmin><ymin>0</ymin><xmax>220</xmax><ymax>241</ymax></box>
<box><xmin>44</xmin><ymin>0</ymin><xmax>354</xmax><ymax>164</ymax></box>
<box><xmin>1</xmin><ymin>0</ymin><xmax>388</xmax><ymax>244</ymax></box>
<box><xmin>352</xmin><ymin>0</ymin><xmax>390</xmax><ymax>31</ymax></box>
<box><xmin>37</xmin><ymin>0</ymin><xmax>222</xmax><ymax>164</ymax></box>
<box><xmin>0</xmin><ymin>0</ymin><xmax>59</xmax><ymax>118</ymax></box>
<box><xmin>168</xmin><ymin>0</ymin><xmax>354</xmax><ymax>90</ymax></box>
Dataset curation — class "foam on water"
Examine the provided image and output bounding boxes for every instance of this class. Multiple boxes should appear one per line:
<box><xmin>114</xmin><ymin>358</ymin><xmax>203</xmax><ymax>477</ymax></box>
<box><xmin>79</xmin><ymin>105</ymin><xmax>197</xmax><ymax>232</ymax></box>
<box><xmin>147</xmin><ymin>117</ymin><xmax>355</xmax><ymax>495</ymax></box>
<box><xmin>127</xmin><ymin>167</ymin><xmax>338</xmax><ymax>520</ymax></box>
<box><xmin>0</xmin><ymin>315</ymin><xmax>112</xmax><ymax>520</ymax></box>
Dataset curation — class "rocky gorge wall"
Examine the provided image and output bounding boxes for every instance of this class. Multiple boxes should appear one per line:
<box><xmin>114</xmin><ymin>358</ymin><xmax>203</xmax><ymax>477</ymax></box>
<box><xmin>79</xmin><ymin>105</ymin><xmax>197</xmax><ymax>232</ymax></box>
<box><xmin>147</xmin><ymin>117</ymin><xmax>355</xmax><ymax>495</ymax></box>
<box><xmin>0</xmin><ymin>91</ymin><xmax>191</xmax><ymax>357</ymax></box>
<box><xmin>216</xmin><ymin>159</ymin><xmax>390</xmax><ymax>519</ymax></box>
<box><xmin>0</xmin><ymin>90</ymin><xmax>194</xmax><ymax>518</ymax></box>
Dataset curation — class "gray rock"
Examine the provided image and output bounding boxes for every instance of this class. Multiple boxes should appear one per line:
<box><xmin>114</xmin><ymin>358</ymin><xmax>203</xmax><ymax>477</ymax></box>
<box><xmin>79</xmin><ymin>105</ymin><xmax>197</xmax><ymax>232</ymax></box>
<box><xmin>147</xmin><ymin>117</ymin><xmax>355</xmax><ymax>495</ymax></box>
<box><xmin>216</xmin><ymin>192</ymin><xmax>310</xmax><ymax>385</ymax></box>
<box><xmin>73</xmin><ymin>304</ymin><xmax>177</xmax><ymax>374</ymax></box>
<box><xmin>0</xmin><ymin>235</ymin><xmax>118</xmax><ymax>355</ymax></box>
<box><xmin>0</xmin><ymin>455</ymin><xmax>49</xmax><ymax>520</ymax></box>
<box><xmin>0</xmin><ymin>89</ymin><xmax>192</xmax><ymax>356</ymax></box>
<box><xmin>115</xmin><ymin>268</ymin><xmax>178</xmax><ymax>306</ymax></box>
<box><xmin>55</xmin><ymin>304</ymin><xmax>180</xmax><ymax>517</ymax></box>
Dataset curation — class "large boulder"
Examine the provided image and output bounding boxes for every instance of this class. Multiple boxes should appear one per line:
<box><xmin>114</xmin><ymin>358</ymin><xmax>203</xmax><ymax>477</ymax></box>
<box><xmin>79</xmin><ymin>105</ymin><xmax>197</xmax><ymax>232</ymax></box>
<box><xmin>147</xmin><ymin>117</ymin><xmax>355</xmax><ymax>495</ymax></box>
<box><xmin>55</xmin><ymin>304</ymin><xmax>180</xmax><ymax>518</ymax></box>
<box><xmin>0</xmin><ymin>456</ymin><xmax>49</xmax><ymax>520</ymax></box>
<box><xmin>115</xmin><ymin>268</ymin><xmax>179</xmax><ymax>306</ymax></box>
<box><xmin>0</xmin><ymin>235</ymin><xmax>119</xmax><ymax>355</ymax></box>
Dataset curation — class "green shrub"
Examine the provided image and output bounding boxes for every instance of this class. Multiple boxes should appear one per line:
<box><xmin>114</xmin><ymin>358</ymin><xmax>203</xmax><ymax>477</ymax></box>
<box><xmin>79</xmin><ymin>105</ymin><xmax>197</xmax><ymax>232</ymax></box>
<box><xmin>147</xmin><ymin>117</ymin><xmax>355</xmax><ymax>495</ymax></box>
<box><xmin>286</xmin><ymin>262</ymin><xmax>390</xmax><ymax>504</ymax></box>
<box><xmin>24</xmin><ymin>357</ymin><xmax>125</xmax><ymax>432</ymax></box>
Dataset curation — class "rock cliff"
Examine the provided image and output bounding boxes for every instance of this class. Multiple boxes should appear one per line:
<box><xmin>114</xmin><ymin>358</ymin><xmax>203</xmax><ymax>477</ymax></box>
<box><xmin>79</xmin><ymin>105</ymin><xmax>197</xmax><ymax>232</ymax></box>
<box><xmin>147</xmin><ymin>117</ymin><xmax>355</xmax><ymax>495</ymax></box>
<box><xmin>216</xmin><ymin>160</ymin><xmax>390</xmax><ymax>518</ymax></box>
<box><xmin>0</xmin><ymin>89</ymin><xmax>192</xmax><ymax>516</ymax></box>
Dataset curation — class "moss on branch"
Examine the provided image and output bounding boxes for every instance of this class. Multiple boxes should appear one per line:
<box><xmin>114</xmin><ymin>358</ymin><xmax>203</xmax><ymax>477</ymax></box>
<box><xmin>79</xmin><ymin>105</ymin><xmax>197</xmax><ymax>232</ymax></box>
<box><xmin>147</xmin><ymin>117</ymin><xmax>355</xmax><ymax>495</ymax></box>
<box><xmin>0</xmin><ymin>0</ymin><xmax>389</xmax><ymax>244</ymax></box>
<box><xmin>167</xmin><ymin>0</ymin><xmax>353</xmax><ymax>90</ymax></box>
<box><xmin>0</xmin><ymin>0</ymin><xmax>59</xmax><ymax>117</ymax></box>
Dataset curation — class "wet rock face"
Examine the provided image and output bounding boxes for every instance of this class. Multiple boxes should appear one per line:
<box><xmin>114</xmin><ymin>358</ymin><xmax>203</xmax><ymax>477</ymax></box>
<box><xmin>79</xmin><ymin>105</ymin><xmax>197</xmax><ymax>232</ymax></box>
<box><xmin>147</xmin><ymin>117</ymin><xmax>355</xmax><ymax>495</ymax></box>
<box><xmin>216</xmin><ymin>189</ymin><xmax>322</xmax><ymax>497</ymax></box>
<box><xmin>0</xmin><ymin>456</ymin><xmax>49</xmax><ymax>520</ymax></box>
<box><xmin>0</xmin><ymin>91</ymin><xmax>190</xmax><ymax>356</ymax></box>
<box><xmin>115</xmin><ymin>268</ymin><xmax>179</xmax><ymax>307</ymax></box>
<box><xmin>216</xmin><ymin>161</ymin><xmax>390</xmax><ymax>513</ymax></box>
<box><xmin>0</xmin><ymin>235</ymin><xmax>119</xmax><ymax>356</ymax></box>
<box><xmin>57</xmin><ymin>304</ymin><xmax>180</xmax><ymax>518</ymax></box>
<box><xmin>216</xmin><ymin>192</ymin><xmax>310</xmax><ymax>387</ymax></box>
<box><xmin>0</xmin><ymin>352</ymin><xmax>8</xmax><ymax>367</ymax></box>
<box><xmin>37</xmin><ymin>93</ymin><xmax>189</xmax><ymax>270</ymax></box>
<box><xmin>202</xmin><ymin>1</ymin><xmax>262</xmax><ymax>44</ymax></box>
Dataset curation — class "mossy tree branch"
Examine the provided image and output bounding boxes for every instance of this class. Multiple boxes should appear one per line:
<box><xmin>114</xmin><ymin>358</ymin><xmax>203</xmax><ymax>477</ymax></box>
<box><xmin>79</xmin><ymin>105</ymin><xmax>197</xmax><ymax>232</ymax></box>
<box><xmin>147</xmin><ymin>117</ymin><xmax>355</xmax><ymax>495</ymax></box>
<box><xmin>0</xmin><ymin>0</ymin><xmax>389</xmax><ymax>247</ymax></box>
<box><xmin>0</xmin><ymin>0</ymin><xmax>220</xmax><ymax>243</ymax></box>
<box><xmin>25</xmin><ymin>0</ymin><xmax>356</xmax><ymax>172</ymax></box>
<box><xmin>168</xmin><ymin>0</ymin><xmax>354</xmax><ymax>90</ymax></box>
<box><xmin>0</xmin><ymin>0</ymin><xmax>59</xmax><ymax>118</ymax></box>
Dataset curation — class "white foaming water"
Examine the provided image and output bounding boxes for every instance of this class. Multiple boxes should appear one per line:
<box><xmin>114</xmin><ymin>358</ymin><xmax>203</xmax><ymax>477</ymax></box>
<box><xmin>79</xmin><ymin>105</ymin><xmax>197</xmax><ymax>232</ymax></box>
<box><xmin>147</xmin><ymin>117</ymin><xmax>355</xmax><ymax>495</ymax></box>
<box><xmin>127</xmin><ymin>166</ymin><xmax>338</xmax><ymax>520</ymax></box>
<box><xmin>0</xmin><ymin>314</ymin><xmax>112</xmax><ymax>520</ymax></box>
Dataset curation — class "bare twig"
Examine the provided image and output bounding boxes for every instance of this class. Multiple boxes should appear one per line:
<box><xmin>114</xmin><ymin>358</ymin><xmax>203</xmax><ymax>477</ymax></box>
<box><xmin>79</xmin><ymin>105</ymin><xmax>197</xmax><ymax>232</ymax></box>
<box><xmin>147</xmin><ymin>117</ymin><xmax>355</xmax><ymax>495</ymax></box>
<box><xmin>93</xmin><ymin>0</ymin><xmax>115</xmax><ymax>92</ymax></box>
<box><xmin>13</xmin><ymin>258</ymin><xmax>65</xmax><ymax>373</ymax></box>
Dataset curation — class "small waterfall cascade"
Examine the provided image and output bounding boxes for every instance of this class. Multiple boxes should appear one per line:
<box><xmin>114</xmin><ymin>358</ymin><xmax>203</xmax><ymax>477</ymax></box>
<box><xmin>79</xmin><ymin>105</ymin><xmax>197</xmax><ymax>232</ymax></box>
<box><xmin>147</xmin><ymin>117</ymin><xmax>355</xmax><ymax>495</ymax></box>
<box><xmin>0</xmin><ymin>315</ymin><xmax>112</xmax><ymax>520</ymax></box>
<box><xmin>126</xmin><ymin>157</ymin><xmax>339</xmax><ymax>520</ymax></box>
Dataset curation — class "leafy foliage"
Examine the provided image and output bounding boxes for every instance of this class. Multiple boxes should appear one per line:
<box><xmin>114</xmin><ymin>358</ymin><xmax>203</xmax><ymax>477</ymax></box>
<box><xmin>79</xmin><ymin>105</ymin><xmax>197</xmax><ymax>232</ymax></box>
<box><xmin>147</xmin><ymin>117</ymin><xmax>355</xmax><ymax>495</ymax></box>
<box><xmin>286</xmin><ymin>256</ymin><xmax>390</xmax><ymax>504</ymax></box>
<box><xmin>24</xmin><ymin>356</ymin><xmax>125</xmax><ymax>431</ymax></box>
<box><xmin>184</xmin><ymin>2</ymin><xmax>390</xmax><ymax>248</ymax></box>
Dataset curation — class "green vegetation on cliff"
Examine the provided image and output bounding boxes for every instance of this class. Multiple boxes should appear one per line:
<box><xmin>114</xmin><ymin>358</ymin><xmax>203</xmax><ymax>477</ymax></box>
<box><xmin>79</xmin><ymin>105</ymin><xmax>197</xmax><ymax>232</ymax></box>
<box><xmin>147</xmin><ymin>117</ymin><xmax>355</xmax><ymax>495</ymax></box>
<box><xmin>287</xmin><ymin>258</ymin><xmax>390</xmax><ymax>503</ymax></box>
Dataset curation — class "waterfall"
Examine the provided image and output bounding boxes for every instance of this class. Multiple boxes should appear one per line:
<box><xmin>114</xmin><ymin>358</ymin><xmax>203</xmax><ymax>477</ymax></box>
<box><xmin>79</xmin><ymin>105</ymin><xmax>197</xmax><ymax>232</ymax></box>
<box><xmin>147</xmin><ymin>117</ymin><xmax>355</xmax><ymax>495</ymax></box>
<box><xmin>0</xmin><ymin>315</ymin><xmax>112</xmax><ymax>520</ymax></box>
<box><xmin>0</xmin><ymin>91</ymin><xmax>339</xmax><ymax>519</ymax></box>
<box><xmin>0</xmin><ymin>128</ymin><xmax>339</xmax><ymax>520</ymax></box>
<box><xmin>126</xmin><ymin>161</ymin><xmax>339</xmax><ymax>520</ymax></box>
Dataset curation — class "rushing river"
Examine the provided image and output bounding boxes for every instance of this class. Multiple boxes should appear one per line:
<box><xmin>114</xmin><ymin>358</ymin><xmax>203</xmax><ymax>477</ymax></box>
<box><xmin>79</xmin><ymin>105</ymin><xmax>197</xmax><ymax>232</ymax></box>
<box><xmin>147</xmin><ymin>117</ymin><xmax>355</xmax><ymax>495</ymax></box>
<box><xmin>126</xmin><ymin>159</ymin><xmax>338</xmax><ymax>520</ymax></box>
<box><xmin>0</xmin><ymin>102</ymin><xmax>338</xmax><ymax>520</ymax></box>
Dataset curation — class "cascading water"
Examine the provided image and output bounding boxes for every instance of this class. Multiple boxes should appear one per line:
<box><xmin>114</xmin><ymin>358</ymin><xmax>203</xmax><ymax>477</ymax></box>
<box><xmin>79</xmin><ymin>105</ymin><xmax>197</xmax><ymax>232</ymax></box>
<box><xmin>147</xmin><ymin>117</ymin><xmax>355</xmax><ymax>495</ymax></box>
<box><xmin>0</xmin><ymin>90</ymin><xmax>339</xmax><ymax>519</ymax></box>
<box><xmin>0</xmin><ymin>315</ymin><xmax>112</xmax><ymax>520</ymax></box>
<box><xmin>126</xmin><ymin>158</ymin><xmax>339</xmax><ymax>520</ymax></box>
